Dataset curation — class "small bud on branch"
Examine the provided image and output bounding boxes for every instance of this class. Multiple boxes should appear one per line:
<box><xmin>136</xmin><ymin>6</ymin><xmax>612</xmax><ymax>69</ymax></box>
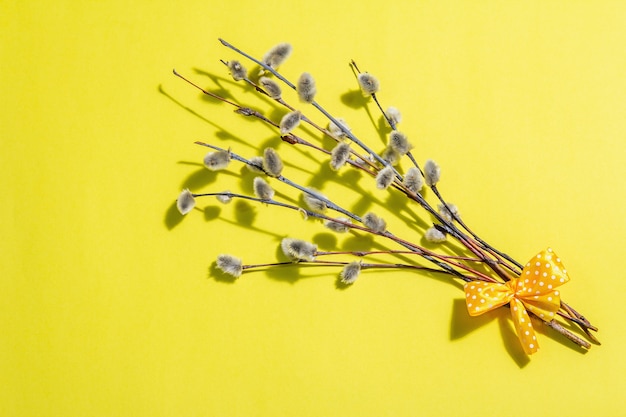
<box><xmin>226</xmin><ymin>60</ymin><xmax>247</xmax><ymax>81</ymax></box>
<box><xmin>259</xmin><ymin>76</ymin><xmax>282</xmax><ymax>99</ymax></box>
<box><xmin>389</xmin><ymin>131</ymin><xmax>412</xmax><ymax>156</ymax></box>
<box><xmin>424</xmin><ymin>159</ymin><xmax>441</xmax><ymax>187</ymax></box>
<box><xmin>340</xmin><ymin>261</ymin><xmax>362</xmax><ymax>284</ymax></box>
<box><xmin>279</xmin><ymin>110</ymin><xmax>301</xmax><ymax>135</ymax></box>
<box><xmin>425</xmin><ymin>227</ymin><xmax>447</xmax><ymax>243</ymax></box>
<box><xmin>375</xmin><ymin>166</ymin><xmax>395</xmax><ymax>189</ymax></box>
<box><xmin>303</xmin><ymin>190</ymin><xmax>328</xmax><ymax>212</ymax></box>
<box><xmin>358</xmin><ymin>73</ymin><xmax>380</xmax><ymax>96</ymax></box>
<box><xmin>253</xmin><ymin>177</ymin><xmax>274</xmax><ymax>200</ymax></box>
<box><xmin>263</xmin><ymin>148</ymin><xmax>283</xmax><ymax>177</ymax></box>
<box><xmin>216</xmin><ymin>254</ymin><xmax>243</xmax><ymax>278</ymax></box>
<box><xmin>203</xmin><ymin>150</ymin><xmax>231</xmax><ymax>171</ymax></box>
<box><xmin>281</xmin><ymin>238</ymin><xmax>317</xmax><ymax>261</ymax></box>
<box><xmin>330</xmin><ymin>142</ymin><xmax>351</xmax><ymax>171</ymax></box>
<box><xmin>324</xmin><ymin>217</ymin><xmax>352</xmax><ymax>233</ymax></box>
<box><xmin>404</xmin><ymin>167</ymin><xmax>424</xmax><ymax>193</ymax></box>
<box><xmin>262</xmin><ymin>43</ymin><xmax>292</xmax><ymax>70</ymax></box>
<box><xmin>328</xmin><ymin>118</ymin><xmax>350</xmax><ymax>139</ymax></box>
<box><xmin>297</xmin><ymin>72</ymin><xmax>317</xmax><ymax>103</ymax></box>
<box><xmin>176</xmin><ymin>189</ymin><xmax>196</xmax><ymax>215</ymax></box>
<box><xmin>363</xmin><ymin>212</ymin><xmax>387</xmax><ymax>233</ymax></box>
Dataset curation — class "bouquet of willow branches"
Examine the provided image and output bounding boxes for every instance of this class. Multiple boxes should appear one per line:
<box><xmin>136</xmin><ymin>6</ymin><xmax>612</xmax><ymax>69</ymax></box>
<box><xmin>173</xmin><ymin>39</ymin><xmax>599</xmax><ymax>356</ymax></box>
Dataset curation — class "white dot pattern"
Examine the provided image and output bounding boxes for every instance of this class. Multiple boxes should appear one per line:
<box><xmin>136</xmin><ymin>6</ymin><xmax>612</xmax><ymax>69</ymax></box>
<box><xmin>464</xmin><ymin>248</ymin><xmax>570</xmax><ymax>355</ymax></box>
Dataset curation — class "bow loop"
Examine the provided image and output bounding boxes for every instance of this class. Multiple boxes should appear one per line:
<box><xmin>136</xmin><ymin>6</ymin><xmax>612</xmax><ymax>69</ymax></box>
<box><xmin>518</xmin><ymin>247</ymin><xmax>569</xmax><ymax>295</ymax></box>
<box><xmin>515</xmin><ymin>248</ymin><xmax>569</xmax><ymax>320</ymax></box>
<box><xmin>464</xmin><ymin>280</ymin><xmax>514</xmax><ymax>316</ymax></box>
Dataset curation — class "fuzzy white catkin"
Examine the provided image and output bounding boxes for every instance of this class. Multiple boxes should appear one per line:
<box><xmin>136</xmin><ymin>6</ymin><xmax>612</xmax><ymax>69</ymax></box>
<box><xmin>381</xmin><ymin>146</ymin><xmax>401</xmax><ymax>166</ymax></box>
<box><xmin>303</xmin><ymin>191</ymin><xmax>327</xmax><ymax>212</ymax></box>
<box><xmin>203</xmin><ymin>150</ymin><xmax>231</xmax><ymax>171</ymax></box>
<box><xmin>438</xmin><ymin>203</ymin><xmax>460</xmax><ymax>223</ymax></box>
<box><xmin>330</xmin><ymin>142</ymin><xmax>351</xmax><ymax>170</ymax></box>
<box><xmin>246</xmin><ymin>156</ymin><xmax>265</xmax><ymax>173</ymax></box>
<box><xmin>386</xmin><ymin>107</ymin><xmax>402</xmax><ymax>125</ymax></box>
<box><xmin>357</xmin><ymin>73</ymin><xmax>380</xmax><ymax>96</ymax></box>
<box><xmin>253</xmin><ymin>177</ymin><xmax>274</xmax><ymax>200</ymax></box>
<box><xmin>227</xmin><ymin>60</ymin><xmax>247</xmax><ymax>81</ymax></box>
<box><xmin>263</xmin><ymin>148</ymin><xmax>283</xmax><ymax>177</ymax></box>
<box><xmin>389</xmin><ymin>131</ymin><xmax>412</xmax><ymax>155</ymax></box>
<box><xmin>363</xmin><ymin>212</ymin><xmax>386</xmax><ymax>233</ymax></box>
<box><xmin>297</xmin><ymin>72</ymin><xmax>316</xmax><ymax>103</ymax></box>
<box><xmin>279</xmin><ymin>110</ymin><xmax>301</xmax><ymax>135</ymax></box>
<box><xmin>281</xmin><ymin>238</ymin><xmax>317</xmax><ymax>261</ymax></box>
<box><xmin>262</xmin><ymin>43</ymin><xmax>293</xmax><ymax>69</ymax></box>
<box><xmin>375</xmin><ymin>165</ymin><xmax>395</xmax><ymax>189</ymax></box>
<box><xmin>423</xmin><ymin>159</ymin><xmax>441</xmax><ymax>187</ymax></box>
<box><xmin>259</xmin><ymin>77</ymin><xmax>282</xmax><ymax>99</ymax></box>
<box><xmin>324</xmin><ymin>217</ymin><xmax>351</xmax><ymax>233</ymax></box>
<box><xmin>425</xmin><ymin>227</ymin><xmax>447</xmax><ymax>243</ymax></box>
<box><xmin>216</xmin><ymin>254</ymin><xmax>243</xmax><ymax>278</ymax></box>
<box><xmin>328</xmin><ymin>118</ymin><xmax>350</xmax><ymax>139</ymax></box>
<box><xmin>176</xmin><ymin>189</ymin><xmax>196</xmax><ymax>215</ymax></box>
<box><xmin>403</xmin><ymin>167</ymin><xmax>424</xmax><ymax>193</ymax></box>
<box><xmin>340</xmin><ymin>261</ymin><xmax>362</xmax><ymax>284</ymax></box>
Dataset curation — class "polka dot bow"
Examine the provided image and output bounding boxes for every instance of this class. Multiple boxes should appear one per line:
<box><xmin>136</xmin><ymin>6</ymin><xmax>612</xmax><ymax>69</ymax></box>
<box><xmin>464</xmin><ymin>248</ymin><xmax>570</xmax><ymax>354</ymax></box>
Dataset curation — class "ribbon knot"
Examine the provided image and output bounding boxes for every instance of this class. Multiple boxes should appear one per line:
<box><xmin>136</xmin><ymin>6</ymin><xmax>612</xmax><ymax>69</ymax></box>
<box><xmin>464</xmin><ymin>248</ymin><xmax>570</xmax><ymax>354</ymax></box>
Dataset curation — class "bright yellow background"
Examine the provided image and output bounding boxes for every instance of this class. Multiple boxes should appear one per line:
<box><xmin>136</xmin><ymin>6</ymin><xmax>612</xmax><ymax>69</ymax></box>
<box><xmin>2</xmin><ymin>1</ymin><xmax>625</xmax><ymax>416</ymax></box>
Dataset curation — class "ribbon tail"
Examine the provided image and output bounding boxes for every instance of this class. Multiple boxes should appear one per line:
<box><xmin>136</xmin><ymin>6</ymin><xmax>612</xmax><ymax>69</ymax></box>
<box><xmin>510</xmin><ymin>298</ymin><xmax>539</xmax><ymax>355</ymax></box>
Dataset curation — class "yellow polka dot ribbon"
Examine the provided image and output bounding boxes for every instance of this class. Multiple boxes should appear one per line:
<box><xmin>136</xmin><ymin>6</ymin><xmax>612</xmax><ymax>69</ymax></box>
<box><xmin>464</xmin><ymin>248</ymin><xmax>570</xmax><ymax>354</ymax></box>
